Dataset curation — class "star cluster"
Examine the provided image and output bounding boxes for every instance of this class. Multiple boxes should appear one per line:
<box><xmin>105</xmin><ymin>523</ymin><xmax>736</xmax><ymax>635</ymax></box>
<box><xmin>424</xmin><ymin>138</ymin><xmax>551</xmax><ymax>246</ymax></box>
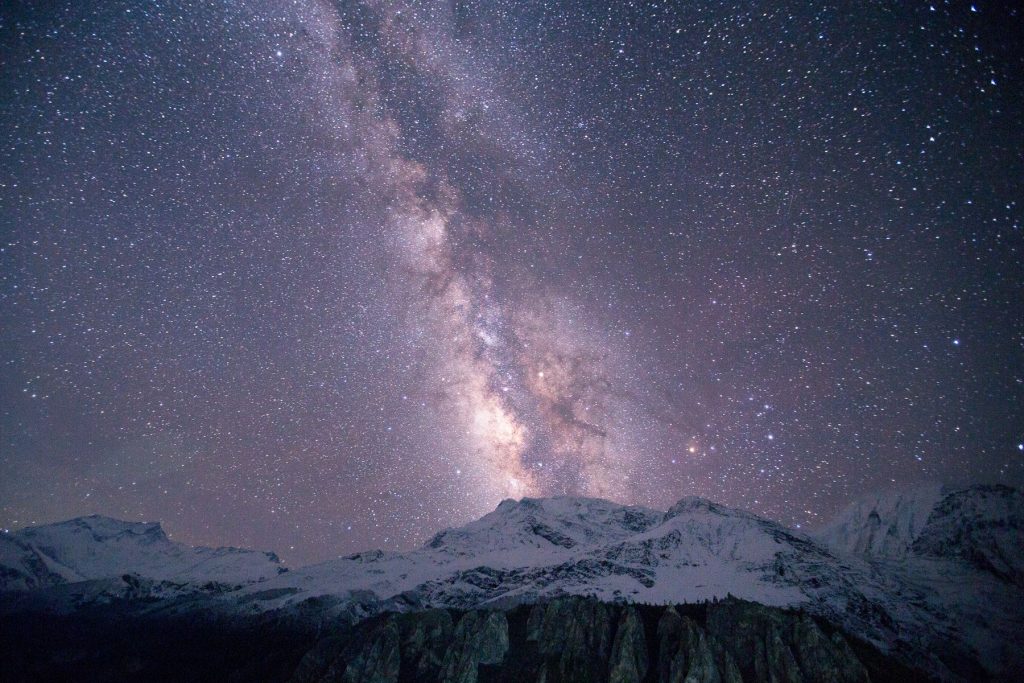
<box><xmin>1</xmin><ymin>0</ymin><xmax>1021</xmax><ymax>563</ymax></box>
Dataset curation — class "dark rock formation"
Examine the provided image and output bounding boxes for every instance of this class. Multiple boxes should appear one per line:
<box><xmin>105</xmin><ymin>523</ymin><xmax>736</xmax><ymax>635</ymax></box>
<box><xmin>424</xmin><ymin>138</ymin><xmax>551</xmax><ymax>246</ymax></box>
<box><xmin>340</xmin><ymin>617</ymin><xmax>400</xmax><ymax>683</ymax></box>
<box><xmin>0</xmin><ymin>593</ymin><xmax>931</xmax><ymax>683</ymax></box>
<box><xmin>703</xmin><ymin>601</ymin><xmax>869</xmax><ymax>683</ymax></box>
<box><xmin>532</xmin><ymin>598</ymin><xmax>615</xmax><ymax>683</ymax></box>
<box><xmin>400</xmin><ymin>609</ymin><xmax>454</xmax><ymax>680</ymax></box>
<box><xmin>290</xmin><ymin>597</ymin><xmax>923</xmax><ymax>683</ymax></box>
<box><xmin>657</xmin><ymin>606</ymin><xmax>742</xmax><ymax>683</ymax></box>
<box><xmin>439</xmin><ymin>611</ymin><xmax>509</xmax><ymax>683</ymax></box>
<box><xmin>910</xmin><ymin>484</ymin><xmax>1024</xmax><ymax>586</ymax></box>
<box><xmin>608</xmin><ymin>606</ymin><xmax>648</xmax><ymax>683</ymax></box>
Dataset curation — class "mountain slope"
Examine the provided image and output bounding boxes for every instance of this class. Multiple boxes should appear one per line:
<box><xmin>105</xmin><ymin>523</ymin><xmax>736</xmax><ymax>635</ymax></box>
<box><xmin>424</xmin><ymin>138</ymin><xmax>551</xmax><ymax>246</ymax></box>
<box><xmin>815</xmin><ymin>483</ymin><xmax>1024</xmax><ymax>582</ymax></box>
<box><xmin>814</xmin><ymin>482</ymin><xmax>945</xmax><ymax>560</ymax></box>
<box><xmin>239</xmin><ymin>496</ymin><xmax>886</xmax><ymax>613</ymax></box>
<box><xmin>909</xmin><ymin>485</ymin><xmax>1024</xmax><ymax>585</ymax></box>
<box><xmin>2</xmin><ymin>487</ymin><xmax>1021</xmax><ymax>681</ymax></box>
<box><xmin>0</xmin><ymin>515</ymin><xmax>285</xmax><ymax>592</ymax></box>
<box><xmin>237</xmin><ymin>496</ymin><xmax>842</xmax><ymax>612</ymax></box>
<box><xmin>226</xmin><ymin>496</ymin><xmax>958</xmax><ymax>675</ymax></box>
<box><xmin>815</xmin><ymin>484</ymin><xmax>1024</xmax><ymax>679</ymax></box>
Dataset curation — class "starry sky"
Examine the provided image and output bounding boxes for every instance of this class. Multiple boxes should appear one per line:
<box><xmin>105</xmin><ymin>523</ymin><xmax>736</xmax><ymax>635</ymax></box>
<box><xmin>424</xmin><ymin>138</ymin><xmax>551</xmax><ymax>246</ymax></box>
<box><xmin>1</xmin><ymin>0</ymin><xmax>1022</xmax><ymax>564</ymax></box>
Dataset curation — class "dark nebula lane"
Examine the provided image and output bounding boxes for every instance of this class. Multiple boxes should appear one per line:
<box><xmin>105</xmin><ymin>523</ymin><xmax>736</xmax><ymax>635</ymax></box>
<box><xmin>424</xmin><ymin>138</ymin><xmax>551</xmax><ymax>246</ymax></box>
<box><xmin>1</xmin><ymin>0</ymin><xmax>1022</xmax><ymax>564</ymax></box>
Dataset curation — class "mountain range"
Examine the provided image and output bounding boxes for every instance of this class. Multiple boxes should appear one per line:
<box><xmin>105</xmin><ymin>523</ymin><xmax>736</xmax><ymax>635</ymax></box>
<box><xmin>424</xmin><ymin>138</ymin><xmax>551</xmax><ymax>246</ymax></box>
<box><xmin>1</xmin><ymin>483</ymin><xmax>1021</xmax><ymax>682</ymax></box>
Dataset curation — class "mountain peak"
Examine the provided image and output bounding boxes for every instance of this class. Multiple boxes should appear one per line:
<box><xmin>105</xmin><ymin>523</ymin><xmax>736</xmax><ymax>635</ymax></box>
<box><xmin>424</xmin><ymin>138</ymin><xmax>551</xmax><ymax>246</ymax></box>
<box><xmin>815</xmin><ymin>482</ymin><xmax>1024</xmax><ymax>584</ymax></box>
<box><xmin>17</xmin><ymin>515</ymin><xmax>169</xmax><ymax>547</ymax></box>
<box><xmin>425</xmin><ymin>496</ymin><xmax>661</xmax><ymax>555</ymax></box>
<box><xmin>662</xmin><ymin>495</ymin><xmax>760</xmax><ymax>523</ymax></box>
<box><xmin>495</xmin><ymin>498</ymin><xmax>518</xmax><ymax>513</ymax></box>
<box><xmin>3</xmin><ymin>487</ymin><xmax>1022</xmax><ymax>680</ymax></box>
<box><xmin>492</xmin><ymin>495</ymin><xmax>635</xmax><ymax>512</ymax></box>
<box><xmin>72</xmin><ymin>514</ymin><xmax>164</xmax><ymax>535</ymax></box>
<box><xmin>664</xmin><ymin>495</ymin><xmax>717</xmax><ymax>515</ymax></box>
<box><xmin>1</xmin><ymin>514</ymin><xmax>284</xmax><ymax>592</ymax></box>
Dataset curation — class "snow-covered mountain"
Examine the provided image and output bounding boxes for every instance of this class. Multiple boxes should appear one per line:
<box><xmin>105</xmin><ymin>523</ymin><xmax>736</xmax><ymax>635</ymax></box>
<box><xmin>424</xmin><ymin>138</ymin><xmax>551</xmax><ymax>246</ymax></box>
<box><xmin>246</xmin><ymin>496</ymin><xmax>860</xmax><ymax>614</ymax></box>
<box><xmin>814</xmin><ymin>482</ymin><xmax>946</xmax><ymax>559</ymax></box>
<box><xmin>813</xmin><ymin>483</ymin><xmax>1024</xmax><ymax>678</ymax></box>
<box><xmin>0</xmin><ymin>514</ymin><xmax>286</xmax><ymax>592</ymax></box>
<box><xmin>816</xmin><ymin>483</ymin><xmax>1023</xmax><ymax>583</ymax></box>
<box><xmin>2</xmin><ymin>486</ymin><xmax>1021</xmax><ymax>680</ymax></box>
<box><xmin>221</xmin><ymin>488</ymin><xmax>1020</xmax><ymax>679</ymax></box>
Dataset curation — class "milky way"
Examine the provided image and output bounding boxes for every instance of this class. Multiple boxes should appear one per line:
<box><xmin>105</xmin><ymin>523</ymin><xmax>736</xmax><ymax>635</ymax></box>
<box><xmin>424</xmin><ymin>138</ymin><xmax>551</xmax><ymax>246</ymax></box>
<box><xmin>1</xmin><ymin>1</ymin><xmax>1022</xmax><ymax>563</ymax></box>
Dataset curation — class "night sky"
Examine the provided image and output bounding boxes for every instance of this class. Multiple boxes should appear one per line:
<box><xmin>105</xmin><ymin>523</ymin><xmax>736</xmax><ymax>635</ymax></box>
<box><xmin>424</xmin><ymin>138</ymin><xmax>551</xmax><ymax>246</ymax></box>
<box><xmin>2</xmin><ymin>1</ymin><xmax>1022</xmax><ymax>565</ymax></box>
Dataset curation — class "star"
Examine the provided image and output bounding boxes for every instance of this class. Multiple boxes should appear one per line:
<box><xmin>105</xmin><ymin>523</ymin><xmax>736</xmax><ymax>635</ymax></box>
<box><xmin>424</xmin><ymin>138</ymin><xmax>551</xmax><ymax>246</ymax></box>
<box><xmin>0</xmin><ymin>0</ymin><xmax>1019</xmax><ymax>563</ymax></box>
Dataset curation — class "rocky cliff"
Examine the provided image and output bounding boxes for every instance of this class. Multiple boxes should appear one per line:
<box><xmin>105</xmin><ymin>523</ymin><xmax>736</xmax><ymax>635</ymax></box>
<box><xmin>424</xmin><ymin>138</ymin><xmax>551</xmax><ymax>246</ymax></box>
<box><xmin>291</xmin><ymin>597</ymin><xmax>925</xmax><ymax>683</ymax></box>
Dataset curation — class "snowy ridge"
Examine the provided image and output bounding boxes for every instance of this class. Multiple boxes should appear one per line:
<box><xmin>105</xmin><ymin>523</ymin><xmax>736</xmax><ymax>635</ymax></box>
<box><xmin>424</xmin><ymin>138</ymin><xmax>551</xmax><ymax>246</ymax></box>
<box><xmin>0</xmin><ymin>514</ymin><xmax>285</xmax><ymax>592</ymax></box>
<box><xmin>814</xmin><ymin>482</ymin><xmax>945</xmax><ymax>559</ymax></box>
<box><xmin>816</xmin><ymin>483</ymin><xmax>1024</xmax><ymax>584</ymax></box>
<box><xmin>426</xmin><ymin>497</ymin><xmax>663</xmax><ymax>556</ymax></box>
<box><xmin>224</xmin><ymin>490</ymin><xmax>1023</xmax><ymax>680</ymax></box>
<box><xmin>814</xmin><ymin>483</ymin><xmax>1024</xmax><ymax>678</ymax></box>
<box><xmin>1</xmin><ymin>487</ymin><xmax>1021</xmax><ymax>680</ymax></box>
<box><xmin>251</xmin><ymin>494</ymin><xmax>868</xmax><ymax>612</ymax></box>
<box><xmin>909</xmin><ymin>485</ymin><xmax>1024</xmax><ymax>584</ymax></box>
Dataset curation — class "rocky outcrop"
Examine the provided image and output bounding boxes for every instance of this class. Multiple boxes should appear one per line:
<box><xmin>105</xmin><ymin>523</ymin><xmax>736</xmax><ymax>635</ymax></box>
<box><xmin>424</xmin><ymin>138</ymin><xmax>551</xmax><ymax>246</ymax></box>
<box><xmin>290</xmin><ymin>618</ymin><xmax>401</xmax><ymax>683</ymax></box>
<box><xmin>290</xmin><ymin>597</ymin><xmax>911</xmax><ymax>683</ymax></box>
<box><xmin>439</xmin><ymin>611</ymin><xmax>509</xmax><ymax>683</ymax></box>
<box><xmin>340</xmin><ymin>617</ymin><xmax>400</xmax><ymax>683</ymax></box>
<box><xmin>703</xmin><ymin>601</ymin><xmax>869</xmax><ymax>683</ymax></box>
<box><xmin>532</xmin><ymin>598</ymin><xmax>615</xmax><ymax>683</ymax></box>
<box><xmin>817</xmin><ymin>483</ymin><xmax>1024</xmax><ymax>588</ymax></box>
<box><xmin>657</xmin><ymin>606</ymin><xmax>742</xmax><ymax>683</ymax></box>
<box><xmin>399</xmin><ymin>609</ymin><xmax>453</xmax><ymax>680</ymax></box>
<box><xmin>910</xmin><ymin>485</ymin><xmax>1024</xmax><ymax>585</ymax></box>
<box><xmin>608</xmin><ymin>606</ymin><xmax>648</xmax><ymax>683</ymax></box>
